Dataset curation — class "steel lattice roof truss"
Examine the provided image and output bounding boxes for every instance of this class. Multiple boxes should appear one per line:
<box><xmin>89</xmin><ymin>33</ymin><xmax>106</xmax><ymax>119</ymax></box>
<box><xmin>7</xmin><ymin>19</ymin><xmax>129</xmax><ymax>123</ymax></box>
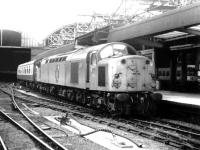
<box><xmin>46</xmin><ymin>23</ymin><xmax>96</xmax><ymax>47</ymax></box>
<box><xmin>45</xmin><ymin>13</ymin><xmax>129</xmax><ymax>47</ymax></box>
<box><xmin>47</xmin><ymin>34</ymin><xmax>63</xmax><ymax>47</ymax></box>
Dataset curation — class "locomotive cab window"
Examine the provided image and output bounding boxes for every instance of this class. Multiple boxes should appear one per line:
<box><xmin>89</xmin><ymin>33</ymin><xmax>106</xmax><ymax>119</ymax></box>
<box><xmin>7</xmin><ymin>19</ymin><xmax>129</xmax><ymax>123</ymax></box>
<box><xmin>99</xmin><ymin>43</ymin><xmax>136</xmax><ymax>59</ymax></box>
<box><xmin>100</xmin><ymin>45</ymin><xmax>113</xmax><ymax>59</ymax></box>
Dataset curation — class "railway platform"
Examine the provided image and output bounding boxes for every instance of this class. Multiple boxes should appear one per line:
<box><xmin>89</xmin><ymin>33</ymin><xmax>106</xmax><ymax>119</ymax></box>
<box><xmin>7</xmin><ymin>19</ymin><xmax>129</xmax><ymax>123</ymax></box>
<box><xmin>158</xmin><ymin>90</ymin><xmax>200</xmax><ymax>108</ymax></box>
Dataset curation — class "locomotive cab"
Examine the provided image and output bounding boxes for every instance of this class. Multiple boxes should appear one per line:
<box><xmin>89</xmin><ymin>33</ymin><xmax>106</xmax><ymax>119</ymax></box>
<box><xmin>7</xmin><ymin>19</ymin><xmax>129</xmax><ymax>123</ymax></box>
<box><xmin>86</xmin><ymin>42</ymin><xmax>159</xmax><ymax>115</ymax></box>
<box><xmin>86</xmin><ymin>43</ymin><xmax>136</xmax><ymax>91</ymax></box>
<box><xmin>87</xmin><ymin>43</ymin><xmax>155</xmax><ymax>92</ymax></box>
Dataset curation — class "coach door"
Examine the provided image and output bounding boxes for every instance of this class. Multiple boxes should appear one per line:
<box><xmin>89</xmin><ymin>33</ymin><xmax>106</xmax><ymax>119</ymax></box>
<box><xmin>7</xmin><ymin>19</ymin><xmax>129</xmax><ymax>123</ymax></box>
<box><xmin>34</xmin><ymin>60</ymin><xmax>41</xmax><ymax>82</ymax></box>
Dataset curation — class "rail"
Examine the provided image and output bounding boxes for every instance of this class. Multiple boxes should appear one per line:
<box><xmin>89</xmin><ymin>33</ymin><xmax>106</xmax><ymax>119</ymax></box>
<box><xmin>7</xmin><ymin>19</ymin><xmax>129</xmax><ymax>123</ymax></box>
<box><xmin>0</xmin><ymin>109</ymin><xmax>54</xmax><ymax>150</ymax></box>
<box><xmin>0</xmin><ymin>86</ymin><xmax>68</xmax><ymax>150</ymax></box>
<box><xmin>0</xmin><ymin>136</ymin><xmax>7</xmax><ymax>150</ymax></box>
<box><xmin>7</xmin><ymin>86</ymin><xmax>200</xmax><ymax>150</ymax></box>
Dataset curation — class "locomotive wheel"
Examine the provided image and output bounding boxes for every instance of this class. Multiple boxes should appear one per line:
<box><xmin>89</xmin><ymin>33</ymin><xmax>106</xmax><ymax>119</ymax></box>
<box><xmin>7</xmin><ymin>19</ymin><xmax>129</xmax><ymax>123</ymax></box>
<box><xmin>70</xmin><ymin>92</ymin><xmax>75</xmax><ymax>101</ymax></box>
<box><xmin>66</xmin><ymin>91</ymin><xmax>74</xmax><ymax>101</ymax></box>
<box><xmin>140</xmin><ymin>94</ymin><xmax>157</xmax><ymax>117</ymax></box>
<box><xmin>114</xmin><ymin>101</ymin><xmax>122</xmax><ymax>114</ymax></box>
<box><xmin>80</xmin><ymin>94</ymin><xmax>86</xmax><ymax>106</ymax></box>
<box><xmin>75</xmin><ymin>92</ymin><xmax>82</xmax><ymax>103</ymax></box>
<box><xmin>66</xmin><ymin>92</ymin><xmax>70</xmax><ymax>100</ymax></box>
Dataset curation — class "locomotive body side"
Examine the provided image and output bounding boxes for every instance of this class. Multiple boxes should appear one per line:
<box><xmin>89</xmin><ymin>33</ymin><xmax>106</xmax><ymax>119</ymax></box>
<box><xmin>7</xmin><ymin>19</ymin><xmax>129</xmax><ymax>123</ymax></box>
<box><xmin>47</xmin><ymin>56</ymin><xmax>67</xmax><ymax>86</ymax></box>
<box><xmin>66</xmin><ymin>50</ymin><xmax>88</xmax><ymax>89</ymax></box>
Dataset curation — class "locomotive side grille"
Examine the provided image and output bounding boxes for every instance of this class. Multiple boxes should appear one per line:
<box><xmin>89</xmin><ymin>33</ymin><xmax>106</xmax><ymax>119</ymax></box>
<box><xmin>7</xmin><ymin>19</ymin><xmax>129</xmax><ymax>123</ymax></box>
<box><xmin>98</xmin><ymin>66</ymin><xmax>105</xmax><ymax>86</ymax></box>
<box><xmin>70</xmin><ymin>62</ymin><xmax>79</xmax><ymax>83</ymax></box>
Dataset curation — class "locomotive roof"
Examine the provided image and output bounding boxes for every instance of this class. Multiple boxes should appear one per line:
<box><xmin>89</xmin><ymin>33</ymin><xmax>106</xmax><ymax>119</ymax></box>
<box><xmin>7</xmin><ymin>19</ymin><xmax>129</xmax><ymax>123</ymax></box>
<box><xmin>41</xmin><ymin>42</ymin><xmax>136</xmax><ymax>61</ymax></box>
<box><xmin>43</xmin><ymin>47</ymin><xmax>84</xmax><ymax>60</ymax></box>
<box><xmin>84</xmin><ymin>42</ymin><xmax>131</xmax><ymax>52</ymax></box>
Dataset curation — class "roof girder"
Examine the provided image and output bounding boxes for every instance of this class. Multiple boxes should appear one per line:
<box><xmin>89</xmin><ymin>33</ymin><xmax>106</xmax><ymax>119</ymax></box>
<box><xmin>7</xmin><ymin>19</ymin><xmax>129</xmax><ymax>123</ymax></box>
<box><xmin>178</xmin><ymin>28</ymin><xmax>200</xmax><ymax>36</ymax></box>
<box><xmin>127</xmin><ymin>37</ymin><xmax>163</xmax><ymax>48</ymax></box>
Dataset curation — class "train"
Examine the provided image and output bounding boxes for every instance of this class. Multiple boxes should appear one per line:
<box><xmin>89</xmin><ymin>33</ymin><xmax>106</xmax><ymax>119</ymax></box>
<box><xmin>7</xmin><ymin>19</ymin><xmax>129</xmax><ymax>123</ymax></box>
<box><xmin>17</xmin><ymin>42</ymin><xmax>162</xmax><ymax>116</ymax></box>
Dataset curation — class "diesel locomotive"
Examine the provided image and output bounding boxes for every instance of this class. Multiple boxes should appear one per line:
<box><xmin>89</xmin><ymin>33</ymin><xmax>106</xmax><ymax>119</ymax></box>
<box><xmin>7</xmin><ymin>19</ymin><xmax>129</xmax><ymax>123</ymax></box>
<box><xmin>17</xmin><ymin>42</ymin><xmax>161</xmax><ymax>116</ymax></box>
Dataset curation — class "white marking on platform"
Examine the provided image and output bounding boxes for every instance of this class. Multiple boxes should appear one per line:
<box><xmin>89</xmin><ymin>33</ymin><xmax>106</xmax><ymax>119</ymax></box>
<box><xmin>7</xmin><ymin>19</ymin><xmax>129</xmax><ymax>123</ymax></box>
<box><xmin>85</xmin><ymin>131</ymin><xmax>138</xmax><ymax>150</ymax></box>
<box><xmin>45</xmin><ymin>116</ymin><xmax>140</xmax><ymax>150</ymax></box>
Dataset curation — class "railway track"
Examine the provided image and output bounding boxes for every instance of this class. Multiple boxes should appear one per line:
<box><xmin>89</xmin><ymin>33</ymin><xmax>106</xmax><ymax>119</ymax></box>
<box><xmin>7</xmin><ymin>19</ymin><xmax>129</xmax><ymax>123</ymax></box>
<box><xmin>2</xmin><ymin>86</ymin><xmax>200</xmax><ymax>150</ymax></box>
<box><xmin>0</xmin><ymin>136</ymin><xmax>7</xmax><ymax>150</ymax></box>
<box><xmin>0</xmin><ymin>86</ymin><xmax>68</xmax><ymax>150</ymax></box>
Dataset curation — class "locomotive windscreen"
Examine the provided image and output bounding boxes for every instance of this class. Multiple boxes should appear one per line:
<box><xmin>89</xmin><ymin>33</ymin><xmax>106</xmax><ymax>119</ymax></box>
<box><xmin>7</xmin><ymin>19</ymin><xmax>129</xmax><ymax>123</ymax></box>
<box><xmin>99</xmin><ymin>43</ymin><xmax>136</xmax><ymax>59</ymax></box>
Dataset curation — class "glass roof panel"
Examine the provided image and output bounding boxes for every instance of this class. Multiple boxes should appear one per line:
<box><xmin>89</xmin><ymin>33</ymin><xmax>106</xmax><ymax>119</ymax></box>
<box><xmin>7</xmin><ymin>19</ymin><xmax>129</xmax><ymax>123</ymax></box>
<box><xmin>154</xmin><ymin>31</ymin><xmax>188</xmax><ymax>39</ymax></box>
<box><xmin>189</xmin><ymin>25</ymin><xmax>200</xmax><ymax>31</ymax></box>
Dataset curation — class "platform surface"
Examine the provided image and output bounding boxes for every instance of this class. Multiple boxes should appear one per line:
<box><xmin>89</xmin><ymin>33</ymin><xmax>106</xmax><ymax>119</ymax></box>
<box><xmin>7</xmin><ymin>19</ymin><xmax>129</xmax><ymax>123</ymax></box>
<box><xmin>158</xmin><ymin>90</ymin><xmax>200</xmax><ymax>106</ymax></box>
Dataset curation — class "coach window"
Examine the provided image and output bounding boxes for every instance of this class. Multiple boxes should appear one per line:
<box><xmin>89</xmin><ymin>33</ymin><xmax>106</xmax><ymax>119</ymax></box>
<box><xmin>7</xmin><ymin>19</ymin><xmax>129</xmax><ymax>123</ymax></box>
<box><xmin>91</xmin><ymin>53</ymin><xmax>97</xmax><ymax>65</ymax></box>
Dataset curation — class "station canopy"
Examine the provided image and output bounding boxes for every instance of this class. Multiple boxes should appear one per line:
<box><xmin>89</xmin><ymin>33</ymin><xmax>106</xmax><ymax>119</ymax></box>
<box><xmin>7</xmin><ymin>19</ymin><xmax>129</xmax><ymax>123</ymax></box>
<box><xmin>107</xmin><ymin>2</ymin><xmax>200</xmax><ymax>50</ymax></box>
